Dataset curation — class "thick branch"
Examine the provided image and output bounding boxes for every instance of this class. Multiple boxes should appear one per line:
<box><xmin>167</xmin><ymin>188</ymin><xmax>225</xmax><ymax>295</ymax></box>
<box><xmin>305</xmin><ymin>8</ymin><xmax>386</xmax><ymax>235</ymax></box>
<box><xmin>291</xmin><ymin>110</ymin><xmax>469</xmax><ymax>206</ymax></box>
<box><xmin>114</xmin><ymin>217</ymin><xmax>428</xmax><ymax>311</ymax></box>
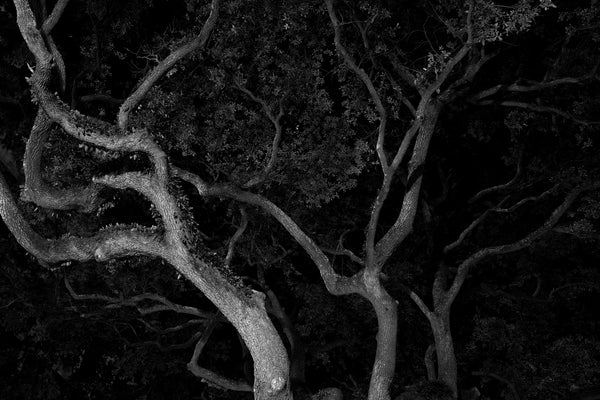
<box><xmin>0</xmin><ymin>169</ymin><xmax>165</xmax><ymax>264</ymax></box>
<box><xmin>374</xmin><ymin>103</ymin><xmax>441</xmax><ymax>268</ymax></box>
<box><xmin>21</xmin><ymin>111</ymin><xmax>102</xmax><ymax>211</ymax></box>
<box><xmin>477</xmin><ymin>100</ymin><xmax>599</xmax><ymax>126</ymax></box>
<box><xmin>118</xmin><ymin>0</ymin><xmax>220</xmax><ymax>130</ymax></box>
<box><xmin>41</xmin><ymin>0</ymin><xmax>70</xmax><ymax>34</ymax></box>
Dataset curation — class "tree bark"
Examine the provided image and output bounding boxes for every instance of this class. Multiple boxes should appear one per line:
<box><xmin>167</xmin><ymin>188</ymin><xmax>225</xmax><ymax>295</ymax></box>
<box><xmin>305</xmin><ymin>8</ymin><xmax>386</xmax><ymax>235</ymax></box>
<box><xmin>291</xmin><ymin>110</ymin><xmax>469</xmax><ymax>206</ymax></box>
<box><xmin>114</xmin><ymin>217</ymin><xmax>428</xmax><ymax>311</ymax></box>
<box><xmin>429</xmin><ymin>314</ymin><xmax>458</xmax><ymax>398</ymax></box>
<box><xmin>364</xmin><ymin>270</ymin><xmax>399</xmax><ymax>400</ymax></box>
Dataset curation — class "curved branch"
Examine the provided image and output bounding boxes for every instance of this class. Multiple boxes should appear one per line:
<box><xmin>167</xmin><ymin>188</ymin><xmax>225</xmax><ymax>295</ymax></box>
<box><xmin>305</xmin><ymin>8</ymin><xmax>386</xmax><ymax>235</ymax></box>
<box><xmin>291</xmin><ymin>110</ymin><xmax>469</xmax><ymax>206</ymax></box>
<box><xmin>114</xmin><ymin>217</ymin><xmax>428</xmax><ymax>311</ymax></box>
<box><xmin>0</xmin><ymin>169</ymin><xmax>166</xmax><ymax>264</ymax></box>
<box><xmin>41</xmin><ymin>0</ymin><xmax>70</xmax><ymax>34</ymax></box>
<box><xmin>477</xmin><ymin>100</ymin><xmax>600</xmax><ymax>126</ymax></box>
<box><xmin>21</xmin><ymin>111</ymin><xmax>102</xmax><ymax>211</ymax></box>
<box><xmin>235</xmin><ymin>84</ymin><xmax>285</xmax><ymax>188</ymax></box>
<box><xmin>425</xmin><ymin>344</ymin><xmax>437</xmax><ymax>381</ymax></box>
<box><xmin>472</xmin><ymin>371</ymin><xmax>520</xmax><ymax>400</ymax></box>
<box><xmin>187</xmin><ymin>313</ymin><xmax>253</xmax><ymax>392</ymax></box>
<box><xmin>469</xmin><ymin>148</ymin><xmax>524</xmax><ymax>203</ymax></box>
<box><xmin>118</xmin><ymin>0</ymin><xmax>220</xmax><ymax>130</ymax></box>
<box><xmin>444</xmin><ymin>185</ymin><xmax>598</xmax><ymax>309</ymax></box>
<box><xmin>324</xmin><ymin>0</ymin><xmax>388</xmax><ymax>172</ymax></box>
<box><xmin>445</xmin><ymin>184</ymin><xmax>559</xmax><ymax>253</ymax></box>
<box><xmin>172</xmin><ymin>166</ymin><xmax>365</xmax><ymax>296</ymax></box>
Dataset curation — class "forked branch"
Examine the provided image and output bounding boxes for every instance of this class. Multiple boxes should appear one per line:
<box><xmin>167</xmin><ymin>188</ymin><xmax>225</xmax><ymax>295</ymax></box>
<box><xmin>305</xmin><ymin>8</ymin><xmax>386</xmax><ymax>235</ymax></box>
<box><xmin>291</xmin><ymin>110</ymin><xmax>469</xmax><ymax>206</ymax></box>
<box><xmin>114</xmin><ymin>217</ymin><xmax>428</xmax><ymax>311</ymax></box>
<box><xmin>234</xmin><ymin>83</ymin><xmax>285</xmax><ymax>188</ymax></box>
<box><xmin>444</xmin><ymin>184</ymin><xmax>599</xmax><ymax>309</ymax></box>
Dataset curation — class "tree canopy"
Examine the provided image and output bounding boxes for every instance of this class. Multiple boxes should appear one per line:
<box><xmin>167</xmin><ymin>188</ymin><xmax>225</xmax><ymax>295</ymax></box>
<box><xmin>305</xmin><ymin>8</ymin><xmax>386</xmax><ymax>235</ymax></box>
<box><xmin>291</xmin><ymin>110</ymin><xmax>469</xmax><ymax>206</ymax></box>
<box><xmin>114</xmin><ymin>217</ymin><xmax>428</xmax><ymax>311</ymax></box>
<box><xmin>0</xmin><ymin>0</ymin><xmax>599</xmax><ymax>399</ymax></box>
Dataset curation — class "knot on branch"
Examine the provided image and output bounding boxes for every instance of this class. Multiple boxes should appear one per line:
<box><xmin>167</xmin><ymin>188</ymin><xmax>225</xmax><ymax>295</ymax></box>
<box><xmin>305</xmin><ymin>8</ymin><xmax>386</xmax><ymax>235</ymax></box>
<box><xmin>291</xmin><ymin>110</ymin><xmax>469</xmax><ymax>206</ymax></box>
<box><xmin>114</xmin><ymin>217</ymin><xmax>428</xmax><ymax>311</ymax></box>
<box><xmin>269</xmin><ymin>376</ymin><xmax>286</xmax><ymax>393</ymax></box>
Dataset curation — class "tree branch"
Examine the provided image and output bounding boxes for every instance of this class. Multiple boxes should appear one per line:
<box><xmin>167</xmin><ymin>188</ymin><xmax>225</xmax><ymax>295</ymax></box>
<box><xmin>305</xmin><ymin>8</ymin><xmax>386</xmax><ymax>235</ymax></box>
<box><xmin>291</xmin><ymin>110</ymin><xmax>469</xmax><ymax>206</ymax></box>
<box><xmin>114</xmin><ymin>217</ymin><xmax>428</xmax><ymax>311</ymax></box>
<box><xmin>41</xmin><ymin>0</ymin><xmax>70</xmax><ymax>34</ymax></box>
<box><xmin>225</xmin><ymin>207</ymin><xmax>248</xmax><ymax>267</ymax></box>
<box><xmin>21</xmin><ymin>111</ymin><xmax>102</xmax><ymax>211</ymax></box>
<box><xmin>471</xmin><ymin>74</ymin><xmax>596</xmax><ymax>102</ymax></box>
<box><xmin>445</xmin><ymin>184</ymin><xmax>559</xmax><ymax>253</ymax></box>
<box><xmin>477</xmin><ymin>100</ymin><xmax>600</xmax><ymax>126</ymax></box>
<box><xmin>425</xmin><ymin>344</ymin><xmax>437</xmax><ymax>381</ymax></box>
<box><xmin>324</xmin><ymin>0</ymin><xmax>389</xmax><ymax>172</ymax></box>
<box><xmin>172</xmin><ymin>166</ymin><xmax>365</xmax><ymax>296</ymax></box>
<box><xmin>118</xmin><ymin>0</ymin><xmax>220</xmax><ymax>130</ymax></box>
<box><xmin>444</xmin><ymin>184</ymin><xmax>599</xmax><ymax>309</ymax></box>
<box><xmin>234</xmin><ymin>83</ymin><xmax>285</xmax><ymax>188</ymax></box>
<box><xmin>0</xmin><ymin>169</ymin><xmax>165</xmax><ymax>264</ymax></box>
<box><xmin>65</xmin><ymin>278</ymin><xmax>214</xmax><ymax>318</ymax></box>
<box><xmin>469</xmin><ymin>148</ymin><xmax>524</xmax><ymax>203</ymax></box>
<box><xmin>187</xmin><ymin>313</ymin><xmax>253</xmax><ymax>392</ymax></box>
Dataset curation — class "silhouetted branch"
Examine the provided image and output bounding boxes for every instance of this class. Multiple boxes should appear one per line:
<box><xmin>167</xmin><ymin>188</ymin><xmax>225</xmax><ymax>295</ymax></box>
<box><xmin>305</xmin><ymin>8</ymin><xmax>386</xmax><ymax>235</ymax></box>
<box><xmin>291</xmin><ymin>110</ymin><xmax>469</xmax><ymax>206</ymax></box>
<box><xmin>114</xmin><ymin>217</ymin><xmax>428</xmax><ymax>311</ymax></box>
<box><xmin>469</xmin><ymin>149</ymin><xmax>524</xmax><ymax>203</ymax></box>
<box><xmin>445</xmin><ymin>184</ymin><xmax>558</xmax><ymax>253</ymax></box>
<box><xmin>477</xmin><ymin>100</ymin><xmax>599</xmax><ymax>126</ymax></box>
<box><xmin>445</xmin><ymin>185</ymin><xmax>599</xmax><ymax>309</ymax></box>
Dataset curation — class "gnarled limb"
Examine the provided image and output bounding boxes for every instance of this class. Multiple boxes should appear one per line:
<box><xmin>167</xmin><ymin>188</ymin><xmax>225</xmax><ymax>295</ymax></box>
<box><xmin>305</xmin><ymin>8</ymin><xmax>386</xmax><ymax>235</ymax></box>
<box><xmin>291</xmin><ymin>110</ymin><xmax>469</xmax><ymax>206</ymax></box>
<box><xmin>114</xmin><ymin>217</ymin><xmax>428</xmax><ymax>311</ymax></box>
<box><xmin>0</xmin><ymin>170</ymin><xmax>166</xmax><ymax>264</ymax></box>
<box><xmin>21</xmin><ymin>111</ymin><xmax>102</xmax><ymax>211</ymax></box>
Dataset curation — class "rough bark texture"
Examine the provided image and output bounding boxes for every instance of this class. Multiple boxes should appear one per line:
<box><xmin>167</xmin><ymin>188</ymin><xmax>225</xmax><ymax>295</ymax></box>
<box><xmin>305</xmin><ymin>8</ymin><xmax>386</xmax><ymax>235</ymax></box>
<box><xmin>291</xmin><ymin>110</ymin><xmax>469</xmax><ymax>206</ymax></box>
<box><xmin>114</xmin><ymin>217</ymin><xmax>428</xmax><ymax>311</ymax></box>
<box><xmin>430</xmin><ymin>315</ymin><xmax>458</xmax><ymax>398</ymax></box>
<box><xmin>7</xmin><ymin>1</ymin><xmax>293</xmax><ymax>398</ymax></box>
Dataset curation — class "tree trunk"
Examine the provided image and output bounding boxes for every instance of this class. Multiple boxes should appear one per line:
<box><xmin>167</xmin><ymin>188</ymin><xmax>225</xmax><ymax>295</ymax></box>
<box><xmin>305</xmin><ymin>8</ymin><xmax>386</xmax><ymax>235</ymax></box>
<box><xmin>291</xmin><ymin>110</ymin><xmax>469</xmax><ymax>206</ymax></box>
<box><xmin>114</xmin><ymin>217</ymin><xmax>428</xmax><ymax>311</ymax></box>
<box><xmin>164</xmin><ymin>251</ymin><xmax>292</xmax><ymax>399</ymax></box>
<box><xmin>365</xmin><ymin>271</ymin><xmax>399</xmax><ymax>400</ymax></box>
<box><xmin>430</xmin><ymin>313</ymin><xmax>458</xmax><ymax>398</ymax></box>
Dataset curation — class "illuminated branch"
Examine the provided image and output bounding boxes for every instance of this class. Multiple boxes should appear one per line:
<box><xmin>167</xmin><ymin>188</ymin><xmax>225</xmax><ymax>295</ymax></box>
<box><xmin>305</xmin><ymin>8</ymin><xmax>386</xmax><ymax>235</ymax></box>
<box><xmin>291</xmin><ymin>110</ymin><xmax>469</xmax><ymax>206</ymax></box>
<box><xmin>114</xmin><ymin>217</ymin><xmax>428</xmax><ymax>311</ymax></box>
<box><xmin>324</xmin><ymin>0</ymin><xmax>388</xmax><ymax>172</ymax></box>
<box><xmin>187</xmin><ymin>313</ymin><xmax>253</xmax><ymax>392</ymax></box>
<box><xmin>425</xmin><ymin>344</ymin><xmax>436</xmax><ymax>381</ymax></box>
<box><xmin>0</xmin><ymin>170</ymin><xmax>166</xmax><ymax>264</ymax></box>
<box><xmin>172</xmin><ymin>166</ymin><xmax>365</xmax><ymax>296</ymax></box>
<box><xmin>234</xmin><ymin>83</ymin><xmax>285</xmax><ymax>188</ymax></box>
<box><xmin>118</xmin><ymin>0</ymin><xmax>220</xmax><ymax>130</ymax></box>
<box><xmin>21</xmin><ymin>112</ymin><xmax>102</xmax><ymax>211</ymax></box>
<box><xmin>65</xmin><ymin>278</ymin><xmax>214</xmax><ymax>318</ymax></box>
<box><xmin>225</xmin><ymin>207</ymin><xmax>248</xmax><ymax>267</ymax></box>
